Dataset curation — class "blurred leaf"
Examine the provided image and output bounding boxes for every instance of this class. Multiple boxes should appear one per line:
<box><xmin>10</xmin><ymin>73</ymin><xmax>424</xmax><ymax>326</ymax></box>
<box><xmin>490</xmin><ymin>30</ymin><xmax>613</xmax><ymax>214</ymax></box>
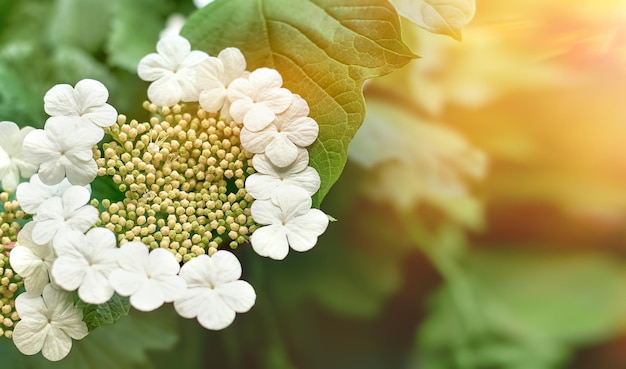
<box><xmin>417</xmin><ymin>250</ymin><xmax>626</xmax><ymax>369</ymax></box>
<box><xmin>182</xmin><ymin>0</ymin><xmax>415</xmax><ymax>207</ymax></box>
<box><xmin>390</xmin><ymin>0</ymin><xmax>475</xmax><ymax>40</ymax></box>
<box><xmin>52</xmin><ymin>45</ymin><xmax>115</xmax><ymax>85</ymax></box>
<box><xmin>0</xmin><ymin>2</ymin><xmax>53</xmax><ymax>43</ymax></box>
<box><xmin>49</xmin><ymin>0</ymin><xmax>112</xmax><ymax>52</ymax></box>
<box><xmin>107</xmin><ymin>0</ymin><xmax>168</xmax><ymax>72</ymax></box>
<box><xmin>350</xmin><ymin>99</ymin><xmax>486</xmax><ymax>229</ymax></box>
<box><xmin>0</xmin><ymin>308</ymin><xmax>177</xmax><ymax>369</ymax></box>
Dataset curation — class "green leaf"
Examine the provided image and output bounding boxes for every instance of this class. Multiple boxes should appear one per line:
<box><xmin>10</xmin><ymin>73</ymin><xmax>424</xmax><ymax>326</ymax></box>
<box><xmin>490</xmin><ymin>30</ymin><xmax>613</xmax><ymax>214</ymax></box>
<box><xmin>107</xmin><ymin>0</ymin><xmax>169</xmax><ymax>72</ymax></box>
<box><xmin>389</xmin><ymin>0</ymin><xmax>475</xmax><ymax>40</ymax></box>
<box><xmin>417</xmin><ymin>249</ymin><xmax>626</xmax><ymax>369</ymax></box>
<box><xmin>181</xmin><ymin>0</ymin><xmax>416</xmax><ymax>206</ymax></box>
<box><xmin>48</xmin><ymin>0</ymin><xmax>112</xmax><ymax>52</ymax></box>
<box><xmin>75</xmin><ymin>293</ymin><xmax>131</xmax><ymax>331</ymax></box>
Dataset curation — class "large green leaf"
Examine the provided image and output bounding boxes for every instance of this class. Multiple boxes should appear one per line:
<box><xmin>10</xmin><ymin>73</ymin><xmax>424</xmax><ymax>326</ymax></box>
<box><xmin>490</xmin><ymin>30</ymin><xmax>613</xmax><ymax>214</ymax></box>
<box><xmin>107</xmin><ymin>0</ymin><xmax>170</xmax><ymax>72</ymax></box>
<box><xmin>417</xmin><ymin>250</ymin><xmax>626</xmax><ymax>369</ymax></box>
<box><xmin>181</xmin><ymin>0</ymin><xmax>415</xmax><ymax>206</ymax></box>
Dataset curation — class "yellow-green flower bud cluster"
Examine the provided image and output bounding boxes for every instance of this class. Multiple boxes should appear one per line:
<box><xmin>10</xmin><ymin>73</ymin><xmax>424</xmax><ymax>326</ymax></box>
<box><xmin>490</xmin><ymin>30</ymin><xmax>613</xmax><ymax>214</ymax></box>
<box><xmin>95</xmin><ymin>103</ymin><xmax>257</xmax><ymax>263</ymax></box>
<box><xmin>0</xmin><ymin>191</ymin><xmax>25</xmax><ymax>339</ymax></box>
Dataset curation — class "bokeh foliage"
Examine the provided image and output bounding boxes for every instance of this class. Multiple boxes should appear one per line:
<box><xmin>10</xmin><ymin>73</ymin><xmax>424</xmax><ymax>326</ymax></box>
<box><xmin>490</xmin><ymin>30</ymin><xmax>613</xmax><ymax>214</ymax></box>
<box><xmin>3</xmin><ymin>0</ymin><xmax>626</xmax><ymax>368</ymax></box>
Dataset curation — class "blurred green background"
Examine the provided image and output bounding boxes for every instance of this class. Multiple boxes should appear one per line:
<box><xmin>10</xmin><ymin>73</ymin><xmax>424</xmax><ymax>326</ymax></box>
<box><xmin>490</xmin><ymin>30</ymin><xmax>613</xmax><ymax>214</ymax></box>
<box><xmin>3</xmin><ymin>0</ymin><xmax>626</xmax><ymax>368</ymax></box>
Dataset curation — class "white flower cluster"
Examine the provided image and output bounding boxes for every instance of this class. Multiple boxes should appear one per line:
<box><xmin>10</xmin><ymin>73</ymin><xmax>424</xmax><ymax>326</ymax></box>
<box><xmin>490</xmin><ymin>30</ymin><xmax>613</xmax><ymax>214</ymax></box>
<box><xmin>137</xmin><ymin>35</ymin><xmax>329</xmax><ymax>261</ymax></box>
<box><xmin>1</xmin><ymin>34</ymin><xmax>330</xmax><ymax>362</ymax></box>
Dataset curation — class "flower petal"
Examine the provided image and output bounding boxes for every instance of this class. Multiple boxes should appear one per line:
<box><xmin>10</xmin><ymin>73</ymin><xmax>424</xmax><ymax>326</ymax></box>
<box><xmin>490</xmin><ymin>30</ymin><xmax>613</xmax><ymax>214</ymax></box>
<box><xmin>282</xmin><ymin>117</ymin><xmax>319</xmax><ymax>147</ymax></box>
<box><xmin>271</xmin><ymin>185</ymin><xmax>312</xmax><ymax>220</ymax></box>
<box><xmin>82</xmin><ymin>103</ymin><xmax>118</xmax><ymax>128</ymax></box>
<box><xmin>250</xmin><ymin>224</ymin><xmax>289</xmax><ymax>260</ymax></box>
<box><xmin>240</xmin><ymin>126</ymin><xmax>275</xmax><ymax>154</ymax></box>
<box><xmin>149</xmin><ymin>248</ymin><xmax>181</xmax><ymax>276</ymax></box>
<box><xmin>13</xmin><ymin>320</ymin><xmax>49</xmax><ymax>355</ymax></box>
<box><xmin>211</xmin><ymin>250</ymin><xmax>242</xmax><ymax>283</ymax></box>
<box><xmin>41</xmin><ymin>328</ymin><xmax>73</xmax><ymax>361</ymax></box>
<box><xmin>109</xmin><ymin>269</ymin><xmax>143</xmax><ymax>296</ymax></box>
<box><xmin>129</xmin><ymin>280</ymin><xmax>165</xmax><ymax>312</ymax></box>
<box><xmin>285</xmin><ymin>209</ymin><xmax>329</xmax><ymax>252</ymax></box>
<box><xmin>216</xmin><ymin>280</ymin><xmax>256</xmax><ymax>313</ymax></box>
<box><xmin>147</xmin><ymin>74</ymin><xmax>182</xmax><ymax>107</ymax></box>
<box><xmin>244</xmin><ymin>173</ymin><xmax>278</xmax><ymax>200</ymax></box>
<box><xmin>74</xmin><ymin>79</ymin><xmax>108</xmax><ymax>110</ymax></box>
<box><xmin>137</xmin><ymin>54</ymin><xmax>171</xmax><ymax>81</ymax></box>
<box><xmin>78</xmin><ymin>268</ymin><xmax>114</xmax><ymax>304</ymax></box>
<box><xmin>265</xmin><ymin>133</ymin><xmax>299</xmax><ymax>167</ymax></box>
<box><xmin>174</xmin><ymin>287</ymin><xmax>209</xmax><ymax>319</ymax></box>
<box><xmin>250</xmin><ymin>199</ymin><xmax>282</xmax><ymax>225</ymax></box>
<box><xmin>195</xmin><ymin>290</ymin><xmax>236</xmax><ymax>330</ymax></box>
<box><xmin>44</xmin><ymin>84</ymin><xmax>78</xmax><ymax>116</ymax></box>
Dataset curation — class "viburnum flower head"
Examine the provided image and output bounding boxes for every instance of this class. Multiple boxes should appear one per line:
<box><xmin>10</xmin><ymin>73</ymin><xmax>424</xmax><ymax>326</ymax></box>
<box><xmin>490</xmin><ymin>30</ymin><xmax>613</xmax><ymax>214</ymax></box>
<box><xmin>228</xmin><ymin>67</ymin><xmax>292</xmax><ymax>131</ymax></box>
<box><xmin>31</xmin><ymin>185</ymin><xmax>98</xmax><ymax>247</ymax></box>
<box><xmin>109</xmin><ymin>242</ymin><xmax>186</xmax><ymax>312</ymax></box>
<box><xmin>245</xmin><ymin>149</ymin><xmax>320</xmax><ymax>200</ymax></box>
<box><xmin>9</xmin><ymin>222</ymin><xmax>56</xmax><ymax>296</ymax></box>
<box><xmin>197</xmin><ymin>47</ymin><xmax>249</xmax><ymax>113</ymax></box>
<box><xmin>250</xmin><ymin>185</ymin><xmax>329</xmax><ymax>260</ymax></box>
<box><xmin>0</xmin><ymin>121</ymin><xmax>37</xmax><ymax>190</ymax></box>
<box><xmin>44</xmin><ymin>79</ymin><xmax>118</xmax><ymax>135</ymax></box>
<box><xmin>137</xmin><ymin>35</ymin><xmax>209</xmax><ymax>106</ymax></box>
<box><xmin>22</xmin><ymin>119</ymin><xmax>102</xmax><ymax>186</ymax></box>
<box><xmin>12</xmin><ymin>284</ymin><xmax>88</xmax><ymax>361</ymax></box>
<box><xmin>16</xmin><ymin>174</ymin><xmax>78</xmax><ymax>215</ymax></box>
<box><xmin>51</xmin><ymin>228</ymin><xmax>118</xmax><ymax>304</ymax></box>
<box><xmin>174</xmin><ymin>251</ymin><xmax>256</xmax><ymax>330</ymax></box>
<box><xmin>240</xmin><ymin>94</ymin><xmax>318</xmax><ymax>167</ymax></box>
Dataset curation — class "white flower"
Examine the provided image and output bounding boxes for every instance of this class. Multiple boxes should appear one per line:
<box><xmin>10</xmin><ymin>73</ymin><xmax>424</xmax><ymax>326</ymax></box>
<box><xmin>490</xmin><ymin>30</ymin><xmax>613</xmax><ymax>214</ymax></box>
<box><xmin>239</xmin><ymin>110</ymin><xmax>319</xmax><ymax>167</ymax></box>
<box><xmin>137</xmin><ymin>35</ymin><xmax>209</xmax><ymax>106</ymax></box>
<box><xmin>51</xmin><ymin>228</ymin><xmax>118</xmax><ymax>304</ymax></box>
<box><xmin>44</xmin><ymin>79</ymin><xmax>118</xmax><ymax>135</ymax></box>
<box><xmin>32</xmin><ymin>186</ymin><xmax>98</xmax><ymax>247</ymax></box>
<box><xmin>197</xmin><ymin>48</ymin><xmax>249</xmax><ymax>114</ymax></box>
<box><xmin>250</xmin><ymin>185</ymin><xmax>329</xmax><ymax>260</ymax></box>
<box><xmin>0</xmin><ymin>121</ymin><xmax>37</xmax><ymax>190</ymax></box>
<box><xmin>174</xmin><ymin>251</ymin><xmax>256</xmax><ymax>330</ymax></box>
<box><xmin>9</xmin><ymin>222</ymin><xmax>55</xmax><ymax>296</ymax></box>
<box><xmin>109</xmin><ymin>242</ymin><xmax>186</xmax><ymax>312</ymax></box>
<box><xmin>16</xmin><ymin>174</ymin><xmax>78</xmax><ymax>215</ymax></box>
<box><xmin>22</xmin><ymin>119</ymin><xmax>102</xmax><ymax>186</ymax></box>
<box><xmin>228</xmin><ymin>68</ymin><xmax>292</xmax><ymax>131</ymax></box>
<box><xmin>13</xmin><ymin>284</ymin><xmax>88</xmax><ymax>361</ymax></box>
<box><xmin>245</xmin><ymin>149</ymin><xmax>320</xmax><ymax>200</ymax></box>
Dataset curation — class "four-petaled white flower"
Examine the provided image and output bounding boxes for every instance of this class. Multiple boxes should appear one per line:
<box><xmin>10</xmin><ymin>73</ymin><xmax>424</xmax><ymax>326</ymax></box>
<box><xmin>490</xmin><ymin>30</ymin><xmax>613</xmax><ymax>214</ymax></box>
<box><xmin>197</xmin><ymin>47</ymin><xmax>249</xmax><ymax>114</ymax></box>
<box><xmin>251</xmin><ymin>185</ymin><xmax>329</xmax><ymax>260</ymax></box>
<box><xmin>22</xmin><ymin>119</ymin><xmax>102</xmax><ymax>186</ymax></box>
<box><xmin>228</xmin><ymin>68</ymin><xmax>292</xmax><ymax>132</ymax></box>
<box><xmin>44</xmin><ymin>79</ymin><xmax>118</xmax><ymax>136</ymax></box>
<box><xmin>245</xmin><ymin>149</ymin><xmax>320</xmax><ymax>200</ymax></box>
<box><xmin>16</xmin><ymin>174</ymin><xmax>79</xmax><ymax>215</ymax></box>
<box><xmin>51</xmin><ymin>228</ymin><xmax>118</xmax><ymax>304</ymax></box>
<box><xmin>109</xmin><ymin>242</ymin><xmax>186</xmax><ymax>312</ymax></box>
<box><xmin>174</xmin><ymin>251</ymin><xmax>256</xmax><ymax>330</ymax></box>
<box><xmin>0</xmin><ymin>121</ymin><xmax>37</xmax><ymax>190</ymax></box>
<box><xmin>239</xmin><ymin>97</ymin><xmax>319</xmax><ymax>167</ymax></box>
<box><xmin>9</xmin><ymin>222</ymin><xmax>56</xmax><ymax>296</ymax></box>
<box><xmin>137</xmin><ymin>35</ymin><xmax>209</xmax><ymax>107</ymax></box>
<box><xmin>13</xmin><ymin>284</ymin><xmax>88</xmax><ymax>361</ymax></box>
<box><xmin>32</xmin><ymin>185</ymin><xmax>98</xmax><ymax>247</ymax></box>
